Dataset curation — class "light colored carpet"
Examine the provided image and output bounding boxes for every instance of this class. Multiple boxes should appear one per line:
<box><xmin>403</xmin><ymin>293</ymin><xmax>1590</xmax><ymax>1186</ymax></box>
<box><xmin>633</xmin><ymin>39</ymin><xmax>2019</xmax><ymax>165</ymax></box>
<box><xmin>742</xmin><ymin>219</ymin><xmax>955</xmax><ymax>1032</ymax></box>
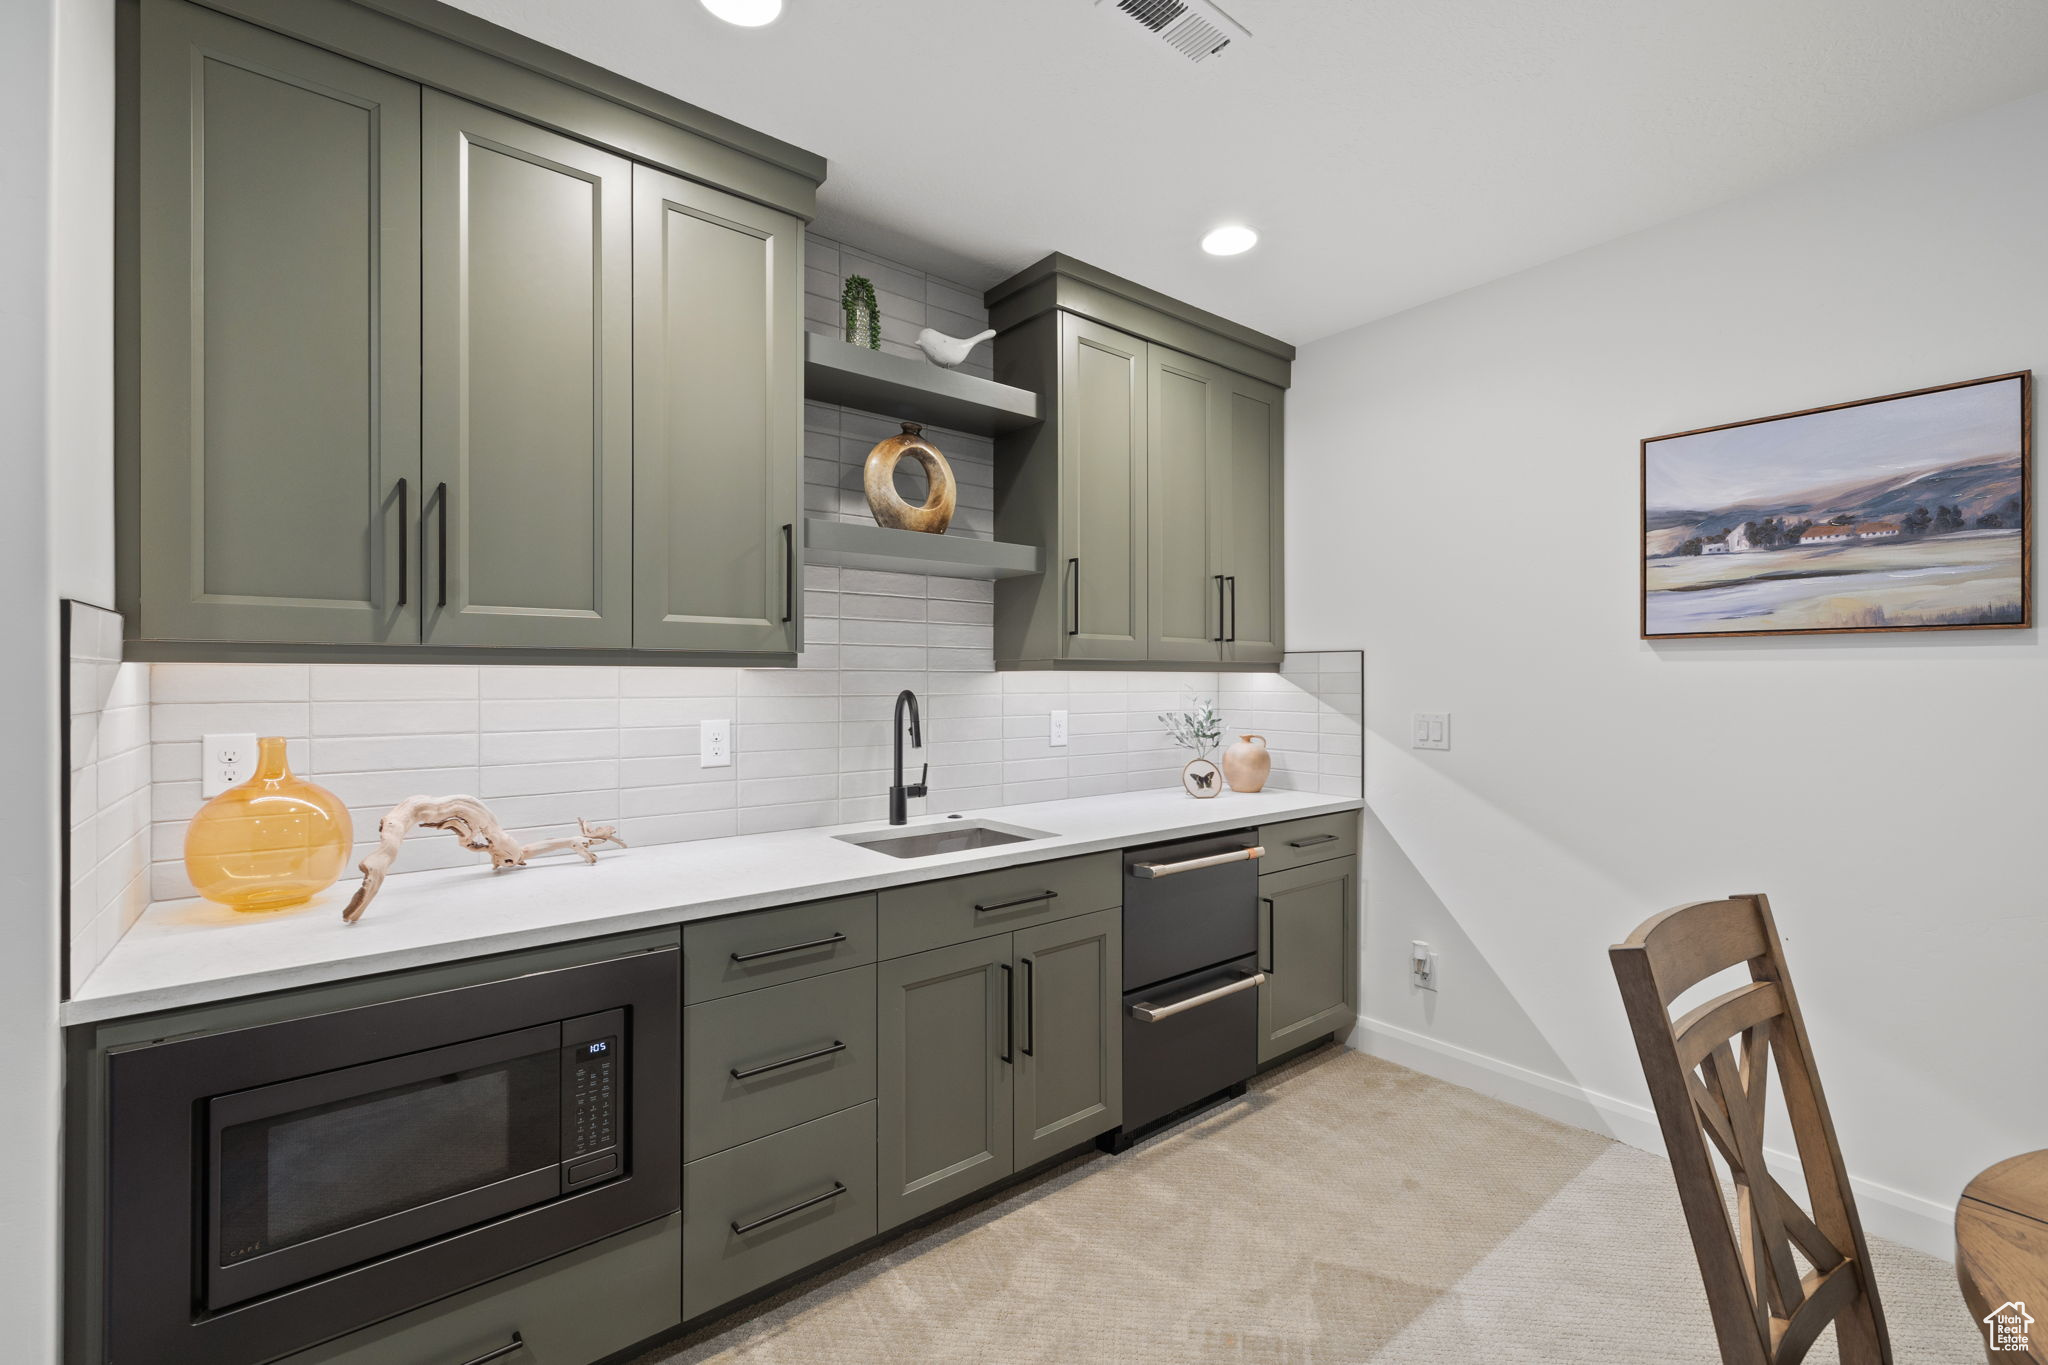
<box><xmin>634</xmin><ymin>1048</ymin><xmax>1982</xmax><ymax>1363</ymax></box>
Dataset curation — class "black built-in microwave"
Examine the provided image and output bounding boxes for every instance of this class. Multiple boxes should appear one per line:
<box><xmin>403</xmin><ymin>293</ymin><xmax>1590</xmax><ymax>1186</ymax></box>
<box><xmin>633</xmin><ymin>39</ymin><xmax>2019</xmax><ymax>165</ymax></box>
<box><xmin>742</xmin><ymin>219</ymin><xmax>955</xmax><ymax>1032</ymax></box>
<box><xmin>105</xmin><ymin>946</ymin><xmax>680</xmax><ymax>1365</ymax></box>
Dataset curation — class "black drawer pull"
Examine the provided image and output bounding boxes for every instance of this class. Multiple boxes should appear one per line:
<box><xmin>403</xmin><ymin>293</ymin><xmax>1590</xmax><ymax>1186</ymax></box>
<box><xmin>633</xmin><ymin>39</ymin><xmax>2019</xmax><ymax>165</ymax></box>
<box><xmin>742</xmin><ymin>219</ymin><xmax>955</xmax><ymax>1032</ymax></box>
<box><xmin>1289</xmin><ymin>833</ymin><xmax>1339</xmax><ymax>848</ymax></box>
<box><xmin>974</xmin><ymin>890</ymin><xmax>1057</xmax><ymax>914</ymax></box>
<box><xmin>457</xmin><ymin>1334</ymin><xmax>524</xmax><ymax>1365</ymax></box>
<box><xmin>732</xmin><ymin>1181</ymin><xmax>847</xmax><ymax>1235</ymax></box>
<box><xmin>730</xmin><ymin>932</ymin><xmax>847</xmax><ymax>963</ymax></box>
<box><xmin>730</xmin><ymin>1040</ymin><xmax>846</xmax><ymax>1081</ymax></box>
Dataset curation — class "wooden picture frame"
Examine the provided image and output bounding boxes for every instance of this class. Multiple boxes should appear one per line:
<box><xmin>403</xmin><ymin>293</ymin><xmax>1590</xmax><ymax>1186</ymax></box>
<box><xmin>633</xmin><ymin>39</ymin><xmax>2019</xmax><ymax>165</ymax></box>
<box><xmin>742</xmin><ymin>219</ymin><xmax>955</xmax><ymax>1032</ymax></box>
<box><xmin>1641</xmin><ymin>371</ymin><xmax>2031</xmax><ymax>639</ymax></box>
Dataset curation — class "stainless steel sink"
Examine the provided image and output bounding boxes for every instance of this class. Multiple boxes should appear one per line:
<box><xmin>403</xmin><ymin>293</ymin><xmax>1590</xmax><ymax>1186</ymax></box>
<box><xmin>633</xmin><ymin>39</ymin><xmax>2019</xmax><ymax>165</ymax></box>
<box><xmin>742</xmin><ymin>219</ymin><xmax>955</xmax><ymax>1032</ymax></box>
<box><xmin>835</xmin><ymin>820</ymin><xmax>1051</xmax><ymax>859</ymax></box>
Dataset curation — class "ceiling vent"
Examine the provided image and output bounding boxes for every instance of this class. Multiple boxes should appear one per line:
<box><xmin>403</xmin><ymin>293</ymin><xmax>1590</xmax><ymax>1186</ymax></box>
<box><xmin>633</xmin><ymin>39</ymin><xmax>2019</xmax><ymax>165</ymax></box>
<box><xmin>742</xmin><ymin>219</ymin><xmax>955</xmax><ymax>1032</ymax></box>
<box><xmin>1102</xmin><ymin>0</ymin><xmax>1250</xmax><ymax>64</ymax></box>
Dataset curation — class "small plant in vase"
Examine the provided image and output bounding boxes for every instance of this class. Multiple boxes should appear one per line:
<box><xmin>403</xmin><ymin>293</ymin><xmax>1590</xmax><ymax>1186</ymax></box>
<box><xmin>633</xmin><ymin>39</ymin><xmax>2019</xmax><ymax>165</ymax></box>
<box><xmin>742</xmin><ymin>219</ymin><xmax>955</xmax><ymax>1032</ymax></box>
<box><xmin>1159</xmin><ymin>697</ymin><xmax>1224</xmax><ymax>799</ymax></box>
<box><xmin>841</xmin><ymin>275</ymin><xmax>880</xmax><ymax>351</ymax></box>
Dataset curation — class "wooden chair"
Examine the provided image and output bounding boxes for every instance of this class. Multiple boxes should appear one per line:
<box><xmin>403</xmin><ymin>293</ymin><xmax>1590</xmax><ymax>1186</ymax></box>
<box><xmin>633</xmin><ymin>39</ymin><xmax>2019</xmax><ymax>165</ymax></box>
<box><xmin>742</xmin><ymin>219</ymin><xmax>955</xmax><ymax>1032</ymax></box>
<box><xmin>1610</xmin><ymin>894</ymin><xmax>1891</xmax><ymax>1365</ymax></box>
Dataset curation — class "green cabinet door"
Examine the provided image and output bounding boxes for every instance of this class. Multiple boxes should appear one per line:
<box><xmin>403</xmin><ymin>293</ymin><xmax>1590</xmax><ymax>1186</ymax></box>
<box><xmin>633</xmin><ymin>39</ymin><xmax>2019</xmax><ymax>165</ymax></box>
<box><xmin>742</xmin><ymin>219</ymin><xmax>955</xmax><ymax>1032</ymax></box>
<box><xmin>1145</xmin><ymin>347</ymin><xmax>1226</xmax><ymax>663</ymax></box>
<box><xmin>133</xmin><ymin>0</ymin><xmax>421</xmax><ymax>646</ymax></box>
<box><xmin>1058</xmin><ymin>314</ymin><xmax>1148</xmax><ymax>661</ymax></box>
<box><xmin>876</xmin><ymin>936</ymin><xmax>1014</xmax><ymax>1231</ymax></box>
<box><xmin>1258</xmin><ymin>856</ymin><xmax>1359</xmax><ymax>1064</ymax></box>
<box><xmin>1011</xmin><ymin>908</ymin><xmax>1122</xmax><ymax>1167</ymax></box>
<box><xmin>632</xmin><ymin>165</ymin><xmax>802</xmax><ymax>654</ymax></box>
<box><xmin>1221</xmin><ymin>370</ymin><xmax>1285</xmax><ymax>664</ymax></box>
<box><xmin>421</xmin><ymin>92</ymin><xmax>633</xmax><ymax>648</ymax></box>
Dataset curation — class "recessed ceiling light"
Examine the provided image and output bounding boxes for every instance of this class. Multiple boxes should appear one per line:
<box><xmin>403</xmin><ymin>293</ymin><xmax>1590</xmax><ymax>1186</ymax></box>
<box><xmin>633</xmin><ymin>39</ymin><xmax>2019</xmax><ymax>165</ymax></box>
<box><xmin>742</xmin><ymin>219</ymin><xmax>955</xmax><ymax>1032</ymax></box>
<box><xmin>701</xmin><ymin>0</ymin><xmax>782</xmax><ymax>26</ymax></box>
<box><xmin>1201</xmin><ymin>224</ymin><xmax>1258</xmax><ymax>256</ymax></box>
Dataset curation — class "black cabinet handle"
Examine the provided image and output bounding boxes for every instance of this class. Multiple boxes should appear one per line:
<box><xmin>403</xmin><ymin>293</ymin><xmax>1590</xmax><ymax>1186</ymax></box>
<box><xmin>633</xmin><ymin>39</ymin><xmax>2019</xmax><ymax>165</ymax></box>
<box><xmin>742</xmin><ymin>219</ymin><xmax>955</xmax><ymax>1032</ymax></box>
<box><xmin>395</xmin><ymin>478</ymin><xmax>409</xmax><ymax>607</ymax></box>
<box><xmin>781</xmin><ymin>522</ymin><xmax>795</xmax><ymax>623</ymax></box>
<box><xmin>1227</xmin><ymin>576</ymin><xmax>1237</xmax><ymax>642</ymax></box>
<box><xmin>730</xmin><ymin>932</ymin><xmax>846</xmax><ymax>963</ymax></box>
<box><xmin>1067</xmin><ymin>557</ymin><xmax>1080</xmax><ymax>636</ymax></box>
<box><xmin>435</xmin><ymin>481</ymin><xmax>450</xmax><ymax>608</ymax></box>
<box><xmin>730</xmin><ymin>1040</ymin><xmax>846</xmax><ymax>1081</ymax></box>
<box><xmin>1021</xmin><ymin>957</ymin><xmax>1035</xmax><ymax>1057</ymax></box>
<box><xmin>731</xmin><ymin>1182</ymin><xmax>846</xmax><ymax>1235</ymax></box>
<box><xmin>1214</xmin><ymin>574</ymin><xmax>1226</xmax><ymax>642</ymax></box>
<box><xmin>456</xmin><ymin>1334</ymin><xmax>524</xmax><ymax>1365</ymax></box>
<box><xmin>1262</xmin><ymin>896</ymin><xmax>1276</xmax><ymax>974</ymax></box>
<box><xmin>974</xmin><ymin>890</ymin><xmax>1057</xmax><ymax>914</ymax></box>
<box><xmin>1289</xmin><ymin>833</ymin><xmax>1339</xmax><ymax>848</ymax></box>
<box><xmin>999</xmin><ymin>962</ymin><xmax>1014</xmax><ymax>1063</ymax></box>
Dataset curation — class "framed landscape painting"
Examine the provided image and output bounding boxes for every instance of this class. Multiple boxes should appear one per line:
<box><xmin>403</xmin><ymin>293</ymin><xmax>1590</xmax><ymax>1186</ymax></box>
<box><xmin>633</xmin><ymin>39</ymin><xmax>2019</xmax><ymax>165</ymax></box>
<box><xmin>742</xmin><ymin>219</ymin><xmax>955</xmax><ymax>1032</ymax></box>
<box><xmin>1641</xmin><ymin>372</ymin><xmax>2030</xmax><ymax>638</ymax></box>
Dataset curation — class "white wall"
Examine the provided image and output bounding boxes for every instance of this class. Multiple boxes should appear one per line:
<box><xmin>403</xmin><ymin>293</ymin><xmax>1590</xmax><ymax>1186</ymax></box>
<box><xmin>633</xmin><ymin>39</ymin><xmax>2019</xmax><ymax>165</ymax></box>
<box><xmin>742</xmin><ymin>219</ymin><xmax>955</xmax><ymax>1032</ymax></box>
<box><xmin>3</xmin><ymin>0</ymin><xmax>113</xmax><ymax>1354</ymax></box>
<box><xmin>1289</xmin><ymin>90</ymin><xmax>2048</xmax><ymax>1258</ymax></box>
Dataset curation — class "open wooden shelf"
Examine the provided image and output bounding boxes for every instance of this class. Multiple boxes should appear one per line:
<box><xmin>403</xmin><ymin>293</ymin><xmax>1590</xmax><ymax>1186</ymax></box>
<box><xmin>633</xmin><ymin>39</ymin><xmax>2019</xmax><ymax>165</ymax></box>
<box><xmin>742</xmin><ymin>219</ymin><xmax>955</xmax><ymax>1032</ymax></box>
<box><xmin>804</xmin><ymin>333</ymin><xmax>1040</xmax><ymax>435</ymax></box>
<box><xmin>804</xmin><ymin>518</ymin><xmax>1041</xmax><ymax>580</ymax></box>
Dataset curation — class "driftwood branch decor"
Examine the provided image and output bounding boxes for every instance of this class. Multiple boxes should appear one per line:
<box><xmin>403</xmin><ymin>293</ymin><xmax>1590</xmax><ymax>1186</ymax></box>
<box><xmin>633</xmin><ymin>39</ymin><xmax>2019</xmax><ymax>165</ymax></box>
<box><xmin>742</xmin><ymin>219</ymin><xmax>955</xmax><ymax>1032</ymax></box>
<box><xmin>342</xmin><ymin>795</ymin><xmax>626</xmax><ymax>923</ymax></box>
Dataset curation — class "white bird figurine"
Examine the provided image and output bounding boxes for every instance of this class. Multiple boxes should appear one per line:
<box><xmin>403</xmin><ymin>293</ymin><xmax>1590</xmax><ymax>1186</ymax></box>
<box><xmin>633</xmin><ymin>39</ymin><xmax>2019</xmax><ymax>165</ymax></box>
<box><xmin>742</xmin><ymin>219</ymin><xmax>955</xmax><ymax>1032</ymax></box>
<box><xmin>915</xmin><ymin>326</ymin><xmax>995</xmax><ymax>368</ymax></box>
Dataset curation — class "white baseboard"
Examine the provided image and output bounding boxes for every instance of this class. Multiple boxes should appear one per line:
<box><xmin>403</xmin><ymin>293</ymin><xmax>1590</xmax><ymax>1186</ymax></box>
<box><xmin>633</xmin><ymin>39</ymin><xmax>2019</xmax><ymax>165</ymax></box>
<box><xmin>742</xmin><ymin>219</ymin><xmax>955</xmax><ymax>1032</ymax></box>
<box><xmin>1348</xmin><ymin>1016</ymin><xmax>1957</xmax><ymax>1261</ymax></box>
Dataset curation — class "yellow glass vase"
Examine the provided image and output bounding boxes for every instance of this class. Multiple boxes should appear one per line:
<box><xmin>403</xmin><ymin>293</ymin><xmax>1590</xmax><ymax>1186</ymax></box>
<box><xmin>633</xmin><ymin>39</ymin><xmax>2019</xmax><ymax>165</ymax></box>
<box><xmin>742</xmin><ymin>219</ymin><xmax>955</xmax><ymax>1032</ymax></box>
<box><xmin>184</xmin><ymin>737</ymin><xmax>353</xmax><ymax>912</ymax></box>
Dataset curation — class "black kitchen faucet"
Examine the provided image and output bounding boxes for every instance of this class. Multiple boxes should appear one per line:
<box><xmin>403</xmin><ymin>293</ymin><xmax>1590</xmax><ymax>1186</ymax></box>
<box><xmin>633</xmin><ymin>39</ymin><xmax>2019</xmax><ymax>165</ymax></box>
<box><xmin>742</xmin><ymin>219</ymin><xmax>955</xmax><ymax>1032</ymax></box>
<box><xmin>889</xmin><ymin>688</ymin><xmax>927</xmax><ymax>825</ymax></box>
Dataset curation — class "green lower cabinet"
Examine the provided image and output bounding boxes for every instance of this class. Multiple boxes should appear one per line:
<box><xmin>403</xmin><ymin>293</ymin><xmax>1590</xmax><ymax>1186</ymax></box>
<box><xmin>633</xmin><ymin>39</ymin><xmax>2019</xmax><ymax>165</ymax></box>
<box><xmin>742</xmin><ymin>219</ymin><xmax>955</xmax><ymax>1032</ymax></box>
<box><xmin>276</xmin><ymin>1214</ymin><xmax>680</xmax><ymax>1365</ymax></box>
<box><xmin>1257</xmin><ymin>855</ymin><xmax>1359</xmax><ymax>1064</ymax></box>
<box><xmin>1011</xmin><ymin>909</ymin><xmax>1122</xmax><ymax>1167</ymax></box>
<box><xmin>682</xmin><ymin>966</ymin><xmax>876</xmax><ymax>1161</ymax></box>
<box><xmin>683</xmin><ymin>1103</ymin><xmax>877</xmax><ymax>1320</ymax></box>
<box><xmin>876</xmin><ymin>936</ymin><xmax>1015</xmax><ymax>1231</ymax></box>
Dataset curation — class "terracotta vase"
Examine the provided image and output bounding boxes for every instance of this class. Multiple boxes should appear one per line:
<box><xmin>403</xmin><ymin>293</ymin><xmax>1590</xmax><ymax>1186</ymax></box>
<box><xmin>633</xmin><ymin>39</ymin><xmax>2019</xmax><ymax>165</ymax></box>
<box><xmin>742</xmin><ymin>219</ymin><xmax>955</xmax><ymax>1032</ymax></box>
<box><xmin>1222</xmin><ymin>734</ymin><xmax>1270</xmax><ymax>792</ymax></box>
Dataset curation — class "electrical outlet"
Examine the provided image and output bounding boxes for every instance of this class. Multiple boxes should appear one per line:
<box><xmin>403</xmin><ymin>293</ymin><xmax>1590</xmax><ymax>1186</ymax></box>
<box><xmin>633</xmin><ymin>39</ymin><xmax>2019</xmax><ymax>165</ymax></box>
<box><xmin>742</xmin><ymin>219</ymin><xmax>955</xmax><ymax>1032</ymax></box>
<box><xmin>1049</xmin><ymin>709</ymin><xmax>1068</xmax><ymax>747</ymax></box>
<box><xmin>700</xmin><ymin>718</ymin><xmax>732</xmax><ymax>768</ymax></box>
<box><xmin>1411</xmin><ymin>712</ymin><xmax>1451</xmax><ymax>751</ymax></box>
<box><xmin>1411</xmin><ymin>940</ymin><xmax>1440</xmax><ymax>991</ymax></box>
<box><xmin>202</xmin><ymin>733</ymin><xmax>259</xmax><ymax>797</ymax></box>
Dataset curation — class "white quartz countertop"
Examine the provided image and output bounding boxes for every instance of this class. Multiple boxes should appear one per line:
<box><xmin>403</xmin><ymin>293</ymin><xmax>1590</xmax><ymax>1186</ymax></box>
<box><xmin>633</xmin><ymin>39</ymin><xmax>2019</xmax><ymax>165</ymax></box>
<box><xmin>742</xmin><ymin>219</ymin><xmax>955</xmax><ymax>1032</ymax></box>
<box><xmin>65</xmin><ymin>788</ymin><xmax>1363</xmax><ymax>1025</ymax></box>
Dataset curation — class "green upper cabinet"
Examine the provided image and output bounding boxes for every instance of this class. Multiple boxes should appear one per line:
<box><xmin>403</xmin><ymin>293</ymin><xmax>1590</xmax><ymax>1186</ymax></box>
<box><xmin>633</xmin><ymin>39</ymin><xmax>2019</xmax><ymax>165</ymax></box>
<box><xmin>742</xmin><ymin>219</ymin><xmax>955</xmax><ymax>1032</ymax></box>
<box><xmin>421</xmin><ymin>93</ymin><xmax>633</xmax><ymax>649</ymax></box>
<box><xmin>1217</xmin><ymin>363</ymin><xmax>1286</xmax><ymax>665</ymax></box>
<box><xmin>988</xmin><ymin>255</ymin><xmax>1292</xmax><ymax>671</ymax></box>
<box><xmin>632</xmin><ymin>166</ymin><xmax>802</xmax><ymax>654</ymax></box>
<box><xmin>1059</xmin><ymin>316</ymin><xmax>1150</xmax><ymax>661</ymax></box>
<box><xmin>120</xmin><ymin>0</ymin><xmax>821</xmax><ymax>661</ymax></box>
<box><xmin>131</xmin><ymin>0</ymin><xmax>422</xmax><ymax>647</ymax></box>
<box><xmin>1146</xmin><ymin>348</ymin><xmax>1225</xmax><ymax>662</ymax></box>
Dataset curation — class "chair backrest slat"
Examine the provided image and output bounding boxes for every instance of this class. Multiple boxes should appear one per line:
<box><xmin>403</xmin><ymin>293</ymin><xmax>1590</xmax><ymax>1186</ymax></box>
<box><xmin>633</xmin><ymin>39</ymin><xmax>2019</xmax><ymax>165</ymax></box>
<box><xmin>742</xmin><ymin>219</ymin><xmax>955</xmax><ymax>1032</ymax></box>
<box><xmin>1610</xmin><ymin>893</ymin><xmax>1891</xmax><ymax>1365</ymax></box>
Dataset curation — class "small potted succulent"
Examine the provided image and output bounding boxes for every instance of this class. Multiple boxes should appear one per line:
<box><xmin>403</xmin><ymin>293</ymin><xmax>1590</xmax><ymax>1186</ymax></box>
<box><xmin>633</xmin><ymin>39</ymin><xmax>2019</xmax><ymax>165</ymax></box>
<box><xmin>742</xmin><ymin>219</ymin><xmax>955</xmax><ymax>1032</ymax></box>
<box><xmin>1159</xmin><ymin>697</ymin><xmax>1224</xmax><ymax>798</ymax></box>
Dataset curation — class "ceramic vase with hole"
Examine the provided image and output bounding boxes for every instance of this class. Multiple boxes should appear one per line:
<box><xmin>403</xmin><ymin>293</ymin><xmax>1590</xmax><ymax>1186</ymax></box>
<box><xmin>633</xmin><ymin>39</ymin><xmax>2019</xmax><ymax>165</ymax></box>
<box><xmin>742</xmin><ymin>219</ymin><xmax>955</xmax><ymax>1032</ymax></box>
<box><xmin>1181</xmin><ymin>756</ymin><xmax>1222</xmax><ymax>799</ymax></box>
<box><xmin>184</xmin><ymin>736</ymin><xmax>353</xmax><ymax>912</ymax></box>
<box><xmin>1222</xmin><ymin>734</ymin><xmax>1270</xmax><ymax>792</ymax></box>
<box><xmin>863</xmin><ymin>422</ymin><xmax>958</xmax><ymax>534</ymax></box>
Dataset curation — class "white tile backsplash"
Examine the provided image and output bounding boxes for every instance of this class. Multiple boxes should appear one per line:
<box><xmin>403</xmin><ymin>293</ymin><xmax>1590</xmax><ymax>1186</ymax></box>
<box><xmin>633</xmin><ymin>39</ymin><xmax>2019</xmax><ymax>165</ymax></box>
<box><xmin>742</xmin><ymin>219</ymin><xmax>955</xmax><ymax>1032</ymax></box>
<box><xmin>65</xmin><ymin>603</ymin><xmax>152</xmax><ymax>993</ymax></box>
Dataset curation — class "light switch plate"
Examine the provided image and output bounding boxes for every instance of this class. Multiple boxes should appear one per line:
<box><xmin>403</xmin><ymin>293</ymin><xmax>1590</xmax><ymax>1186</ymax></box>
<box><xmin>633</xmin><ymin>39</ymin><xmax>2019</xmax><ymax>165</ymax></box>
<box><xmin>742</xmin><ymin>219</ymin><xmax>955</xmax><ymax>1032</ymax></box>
<box><xmin>1049</xmin><ymin>709</ymin><xmax>1068</xmax><ymax>747</ymax></box>
<box><xmin>1412</xmin><ymin>712</ymin><xmax>1451</xmax><ymax>751</ymax></box>
<box><xmin>202</xmin><ymin>733</ymin><xmax>259</xmax><ymax>797</ymax></box>
<box><xmin>700</xmin><ymin>718</ymin><xmax>732</xmax><ymax>768</ymax></box>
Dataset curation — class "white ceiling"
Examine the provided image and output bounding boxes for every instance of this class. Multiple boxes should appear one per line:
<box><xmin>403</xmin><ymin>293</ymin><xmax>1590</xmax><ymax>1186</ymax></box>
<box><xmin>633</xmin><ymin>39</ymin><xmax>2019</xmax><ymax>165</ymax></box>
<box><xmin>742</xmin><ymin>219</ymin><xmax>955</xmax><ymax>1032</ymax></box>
<box><xmin>448</xmin><ymin>0</ymin><xmax>2048</xmax><ymax>344</ymax></box>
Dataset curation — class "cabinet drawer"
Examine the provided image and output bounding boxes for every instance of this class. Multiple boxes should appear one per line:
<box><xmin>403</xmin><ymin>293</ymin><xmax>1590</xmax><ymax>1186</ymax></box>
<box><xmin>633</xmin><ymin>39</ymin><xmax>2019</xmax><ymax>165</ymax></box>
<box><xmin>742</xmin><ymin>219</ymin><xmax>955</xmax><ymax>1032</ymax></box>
<box><xmin>878</xmin><ymin>851</ymin><xmax>1120</xmax><ymax>958</ymax></box>
<box><xmin>684</xmin><ymin>1102</ymin><xmax>877</xmax><ymax>1319</ymax></box>
<box><xmin>277</xmin><ymin>1213</ymin><xmax>679</xmax><ymax>1365</ymax></box>
<box><xmin>1257</xmin><ymin>812</ymin><xmax>1358</xmax><ymax>874</ymax></box>
<box><xmin>684</xmin><ymin>894</ymin><xmax>875</xmax><ymax>1001</ymax></box>
<box><xmin>684</xmin><ymin>966</ymin><xmax>876</xmax><ymax>1161</ymax></box>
